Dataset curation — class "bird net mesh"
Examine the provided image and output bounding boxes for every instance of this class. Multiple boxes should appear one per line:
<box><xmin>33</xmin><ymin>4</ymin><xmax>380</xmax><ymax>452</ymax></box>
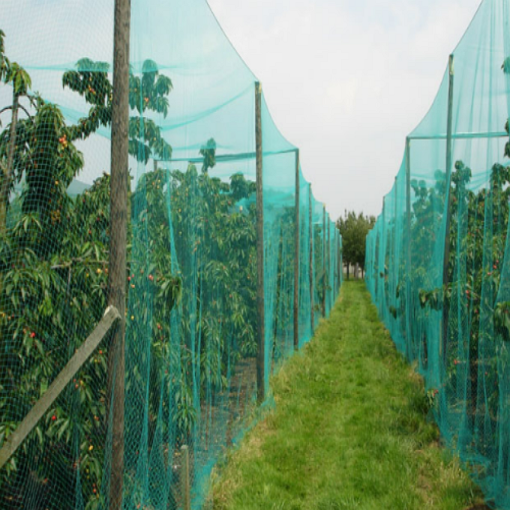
<box><xmin>0</xmin><ymin>0</ymin><xmax>342</xmax><ymax>509</ymax></box>
<box><xmin>366</xmin><ymin>0</ymin><xmax>510</xmax><ymax>507</ymax></box>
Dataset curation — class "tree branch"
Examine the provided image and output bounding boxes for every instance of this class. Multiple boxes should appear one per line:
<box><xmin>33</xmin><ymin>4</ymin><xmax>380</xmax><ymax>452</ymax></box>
<box><xmin>0</xmin><ymin>104</ymin><xmax>33</xmax><ymax>121</ymax></box>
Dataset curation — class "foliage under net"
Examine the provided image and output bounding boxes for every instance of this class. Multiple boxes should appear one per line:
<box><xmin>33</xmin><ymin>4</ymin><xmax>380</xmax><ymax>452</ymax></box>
<box><xmin>366</xmin><ymin>0</ymin><xmax>510</xmax><ymax>507</ymax></box>
<box><xmin>0</xmin><ymin>1</ymin><xmax>342</xmax><ymax>509</ymax></box>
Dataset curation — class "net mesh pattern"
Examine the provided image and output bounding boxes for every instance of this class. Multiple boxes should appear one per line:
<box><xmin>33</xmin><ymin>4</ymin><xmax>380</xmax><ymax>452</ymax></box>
<box><xmin>0</xmin><ymin>1</ymin><xmax>342</xmax><ymax>509</ymax></box>
<box><xmin>366</xmin><ymin>0</ymin><xmax>510</xmax><ymax>507</ymax></box>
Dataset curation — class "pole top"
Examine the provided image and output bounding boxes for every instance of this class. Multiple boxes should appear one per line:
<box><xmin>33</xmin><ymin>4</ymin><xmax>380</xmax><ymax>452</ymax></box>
<box><xmin>255</xmin><ymin>81</ymin><xmax>262</xmax><ymax>94</ymax></box>
<box><xmin>449</xmin><ymin>54</ymin><xmax>454</xmax><ymax>75</ymax></box>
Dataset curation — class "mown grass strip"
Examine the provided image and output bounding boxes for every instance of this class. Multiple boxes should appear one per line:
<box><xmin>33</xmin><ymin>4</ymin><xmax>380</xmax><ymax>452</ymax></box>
<box><xmin>210</xmin><ymin>280</ymin><xmax>487</xmax><ymax>510</ymax></box>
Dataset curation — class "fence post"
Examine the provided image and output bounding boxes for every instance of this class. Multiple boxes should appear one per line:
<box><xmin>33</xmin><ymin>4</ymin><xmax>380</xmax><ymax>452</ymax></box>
<box><xmin>337</xmin><ymin>229</ymin><xmax>340</xmax><ymax>290</ymax></box>
<box><xmin>0</xmin><ymin>307</ymin><xmax>120</xmax><ymax>471</ymax></box>
<box><xmin>405</xmin><ymin>137</ymin><xmax>412</xmax><ymax>360</ymax></box>
<box><xmin>181</xmin><ymin>445</ymin><xmax>191</xmax><ymax>510</ymax></box>
<box><xmin>255</xmin><ymin>82</ymin><xmax>265</xmax><ymax>403</ymax></box>
<box><xmin>309</xmin><ymin>184</ymin><xmax>314</xmax><ymax>333</ymax></box>
<box><xmin>322</xmin><ymin>204</ymin><xmax>326</xmax><ymax>317</ymax></box>
<box><xmin>393</xmin><ymin>176</ymin><xmax>398</xmax><ymax>307</ymax></box>
<box><xmin>108</xmin><ymin>0</ymin><xmax>130</xmax><ymax>507</ymax></box>
<box><xmin>441</xmin><ymin>54</ymin><xmax>455</xmax><ymax>362</ymax></box>
<box><xmin>294</xmin><ymin>149</ymin><xmax>300</xmax><ymax>351</ymax></box>
<box><xmin>326</xmin><ymin>216</ymin><xmax>331</xmax><ymax>308</ymax></box>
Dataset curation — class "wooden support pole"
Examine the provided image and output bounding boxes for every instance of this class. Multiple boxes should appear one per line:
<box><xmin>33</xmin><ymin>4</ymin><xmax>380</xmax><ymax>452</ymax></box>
<box><xmin>255</xmin><ymin>82</ymin><xmax>265</xmax><ymax>403</ymax></box>
<box><xmin>339</xmin><ymin>233</ymin><xmax>342</xmax><ymax>285</ymax></box>
<box><xmin>332</xmin><ymin>228</ymin><xmax>335</xmax><ymax>289</ymax></box>
<box><xmin>309</xmin><ymin>184</ymin><xmax>314</xmax><ymax>333</ymax></box>
<box><xmin>333</xmin><ymin>228</ymin><xmax>336</xmax><ymax>291</ymax></box>
<box><xmin>394</xmin><ymin>176</ymin><xmax>398</xmax><ymax>230</ymax></box>
<box><xmin>441</xmin><ymin>54</ymin><xmax>455</xmax><ymax>361</ymax></box>
<box><xmin>393</xmin><ymin>176</ymin><xmax>398</xmax><ymax>307</ymax></box>
<box><xmin>405</xmin><ymin>137</ymin><xmax>412</xmax><ymax>360</ymax></box>
<box><xmin>294</xmin><ymin>149</ymin><xmax>300</xmax><ymax>351</ymax></box>
<box><xmin>337</xmin><ymin>229</ymin><xmax>340</xmax><ymax>290</ymax></box>
<box><xmin>0</xmin><ymin>307</ymin><xmax>120</xmax><ymax>471</ymax></box>
<box><xmin>181</xmin><ymin>445</ymin><xmax>191</xmax><ymax>510</ymax></box>
<box><xmin>322</xmin><ymin>204</ymin><xmax>326</xmax><ymax>317</ymax></box>
<box><xmin>382</xmin><ymin>199</ymin><xmax>386</xmax><ymax>290</ymax></box>
<box><xmin>326</xmin><ymin>215</ymin><xmax>331</xmax><ymax>307</ymax></box>
<box><xmin>108</xmin><ymin>0</ymin><xmax>130</xmax><ymax>507</ymax></box>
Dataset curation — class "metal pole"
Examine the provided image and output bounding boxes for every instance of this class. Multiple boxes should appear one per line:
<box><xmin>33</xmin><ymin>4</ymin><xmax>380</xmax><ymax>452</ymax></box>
<box><xmin>108</xmin><ymin>0</ymin><xmax>130</xmax><ymax>507</ymax></box>
<box><xmin>294</xmin><ymin>150</ymin><xmax>300</xmax><ymax>351</ymax></box>
<box><xmin>441</xmin><ymin>54</ymin><xmax>455</xmax><ymax>361</ymax></box>
<box><xmin>255</xmin><ymin>82</ymin><xmax>265</xmax><ymax>403</ymax></box>
<box><xmin>309</xmin><ymin>184</ymin><xmax>314</xmax><ymax>333</ymax></box>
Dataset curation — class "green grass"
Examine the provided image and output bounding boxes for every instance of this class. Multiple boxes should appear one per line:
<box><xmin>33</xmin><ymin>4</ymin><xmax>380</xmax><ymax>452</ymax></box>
<box><xmin>210</xmin><ymin>280</ymin><xmax>486</xmax><ymax>510</ymax></box>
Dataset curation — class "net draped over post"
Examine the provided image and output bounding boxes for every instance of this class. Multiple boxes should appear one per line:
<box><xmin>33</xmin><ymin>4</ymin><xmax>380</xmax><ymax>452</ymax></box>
<box><xmin>366</xmin><ymin>0</ymin><xmax>510</xmax><ymax>507</ymax></box>
<box><xmin>0</xmin><ymin>1</ymin><xmax>342</xmax><ymax>509</ymax></box>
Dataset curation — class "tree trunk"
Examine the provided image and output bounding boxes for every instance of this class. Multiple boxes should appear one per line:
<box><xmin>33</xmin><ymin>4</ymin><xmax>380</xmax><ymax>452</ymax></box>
<box><xmin>108</xmin><ymin>0</ymin><xmax>131</xmax><ymax>508</ymax></box>
<box><xmin>0</xmin><ymin>93</ymin><xmax>19</xmax><ymax>233</ymax></box>
<box><xmin>346</xmin><ymin>264</ymin><xmax>349</xmax><ymax>280</ymax></box>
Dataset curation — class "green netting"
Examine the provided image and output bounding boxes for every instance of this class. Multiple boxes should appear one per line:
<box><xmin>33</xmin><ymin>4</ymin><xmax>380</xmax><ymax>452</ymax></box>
<box><xmin>0</xmin><ymin>1</ymin><xmax>341</xmax><ymax>509</ymax></box>
<box><xmin>366</xmin><ymin>0</ymin><xmax>510</xmax><ymax>507</ymax></box>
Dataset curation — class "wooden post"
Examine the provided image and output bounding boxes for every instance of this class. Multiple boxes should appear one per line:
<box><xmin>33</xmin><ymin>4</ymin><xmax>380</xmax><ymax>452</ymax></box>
<box><xmin>394</xmin><ymin>176</ymin><xmax>398</xmax><ymax>233</ymax></box>
<box><xmin>326</xmin><ymin>215</ymin><xmax>331</xmax><ymax>306</ymax></box>
<box><xmin>255</xmin><ymin>82</ymin><xmax>265</xmax><ymax>403</ymax></box>
<box><xmin>441</xmin><ymin>54</ymin><xmax>455</xmax><ymax>360</ymax></box>
<box><xmin>309</xmin><ymin>184</ymin><xmax>314</xmax><ymax>333</ymax></box>
<box><xmin>393</xmin><ymin>176</ymin><xmax>398</xmax><ymax>307</ymax></box>
<box><xmin>322</xmin><ymin>204</ymin><xmax>326</xmax><ymax>317</ymax></box>
<box><xmin>333</xmin><ymin>228</ymin><xmax>337</xmax><ymax>291</ymax></box>
<box><xmin>405</xmin><ymin>137</ymin><xmax>412</xmax><ymax>360</ymax></box>
<box><xmin>333</xmin><ymin>228</ymin><xmax>336</xmax><ymax>291</ymax></box>
<box><xmin>336</xmin><ymin>229</ymin><xmax>340</xmax><ymax>290</ymax></box>
<box><xmin>381</xmin><ymin>199</ymin><xmax>385</xmax><ymax>288</ymax></box>
<box><xmin>294</xmin><ymin>150</ymin><xmax>300</xmax><ymax>351</ymax></box>
<box><xmin>181</xmin><ymin>445</ymin><xmax>191</xmax><ymax>510</ymax></box>
<box><xmin>0</xmin><ymin>307</ymin><xmax>120</xmax><ymax>470</ymax></box>
<box><xmin>108</xmin><ymin>0</ymin><xmax>130</xmax><ymax>507</ymax></box>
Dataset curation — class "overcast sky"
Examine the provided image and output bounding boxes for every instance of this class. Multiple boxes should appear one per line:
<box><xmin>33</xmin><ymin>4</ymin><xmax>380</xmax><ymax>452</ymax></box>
<box><xmin>206</xmin><ymin>0</ymin><xmax>482</xmax><ymax>219</ymax></box>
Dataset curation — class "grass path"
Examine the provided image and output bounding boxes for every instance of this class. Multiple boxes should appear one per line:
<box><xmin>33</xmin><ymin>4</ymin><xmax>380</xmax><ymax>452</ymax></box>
<box><xmin>210</xmin><ymin>280</ymin><xmax>486</xmax><ymax>510</ymax></box>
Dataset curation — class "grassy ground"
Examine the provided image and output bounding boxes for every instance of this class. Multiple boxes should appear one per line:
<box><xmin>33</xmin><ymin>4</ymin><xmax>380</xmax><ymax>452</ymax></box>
<box><xmin>210</xmin><ymin>280</ymin><xmax>487</xmax><ymax>510</ymax></box>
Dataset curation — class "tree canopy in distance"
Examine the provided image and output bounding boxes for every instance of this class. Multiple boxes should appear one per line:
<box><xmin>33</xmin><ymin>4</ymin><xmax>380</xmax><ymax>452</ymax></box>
<box><xmin>337</xmin><ymin>210</ymin><xmax>375</xmax><ymax>278</ymax></box>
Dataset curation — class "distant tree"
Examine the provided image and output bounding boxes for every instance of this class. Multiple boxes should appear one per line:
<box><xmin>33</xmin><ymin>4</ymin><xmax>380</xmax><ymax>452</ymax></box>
<box><xmin>337</xmin><ymin>210</ymin><xmax>375</xmax><ymax>278</ymax></box>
